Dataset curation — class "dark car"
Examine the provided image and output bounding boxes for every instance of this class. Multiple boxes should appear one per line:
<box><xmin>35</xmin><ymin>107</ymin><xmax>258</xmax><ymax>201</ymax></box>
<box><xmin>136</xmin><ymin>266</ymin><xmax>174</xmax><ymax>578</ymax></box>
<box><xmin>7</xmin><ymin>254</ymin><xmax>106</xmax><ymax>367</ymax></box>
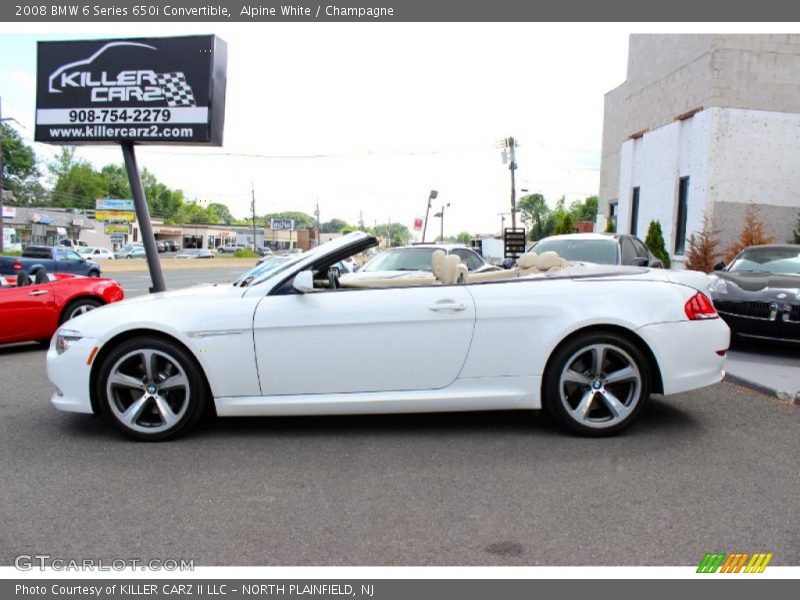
<box><xmin>709</xmin><ymin>244</ymin><xmax>800</xmax><ymax>344</ymax></box>
<box><xmin>527</xmin><ymin>233</ymin><xmax>664</xmax><ymax>268</ymax></box>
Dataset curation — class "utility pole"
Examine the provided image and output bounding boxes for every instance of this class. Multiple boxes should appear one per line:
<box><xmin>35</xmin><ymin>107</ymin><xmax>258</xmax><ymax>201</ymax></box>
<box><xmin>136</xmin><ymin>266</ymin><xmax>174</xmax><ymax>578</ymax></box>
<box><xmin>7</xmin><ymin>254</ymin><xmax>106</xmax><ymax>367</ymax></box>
<box><xmin>421</xmin><ymin>190</ymin><xmax>438</xmax><ymax>243</ymax></box>
<box><xmin>359</xmin><ymin>210</ymin><xmax>364</xmax><ymax>230</ymax></box>
<box><xmin>251</xmin><ymin>182</ymin><xmax>257</xmax><ymax>252</ymax></box>
<box><xmin>504</xmin><ymin>136</ymin><xmax>518</xmax><ymax>230</ymax></box>
<box><xmin>314</xmin><ymin>198</ymin><xmax>320</xmax><ymax>247</ymax></box>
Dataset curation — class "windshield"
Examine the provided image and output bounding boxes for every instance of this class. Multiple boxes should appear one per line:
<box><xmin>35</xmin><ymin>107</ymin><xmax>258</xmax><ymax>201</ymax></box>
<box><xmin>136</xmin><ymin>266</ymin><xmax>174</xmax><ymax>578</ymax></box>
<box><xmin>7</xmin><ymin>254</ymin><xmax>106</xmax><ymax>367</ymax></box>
<box><xmin>529</xmin><ymin>238</ymin><xmax>619</xmax><ymax>265</ymax></box>
<box><xmin>361</xmin><ymin>248</ymin><xmax>436</xmax><ymax>272</ymax></box>
<box><xmin>728</xmin><ymin>247</ymin><xmax>800</xmax><ymax>275</ymax></box>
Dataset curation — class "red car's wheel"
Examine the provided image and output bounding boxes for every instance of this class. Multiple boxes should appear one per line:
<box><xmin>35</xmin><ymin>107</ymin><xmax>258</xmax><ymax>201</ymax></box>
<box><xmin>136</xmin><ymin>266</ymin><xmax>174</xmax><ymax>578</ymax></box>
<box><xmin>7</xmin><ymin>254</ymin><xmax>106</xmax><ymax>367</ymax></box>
<box><xmin>59</xmin><ymin>298</ymin><xmax>102</xmax><ymax>324</ymax></box>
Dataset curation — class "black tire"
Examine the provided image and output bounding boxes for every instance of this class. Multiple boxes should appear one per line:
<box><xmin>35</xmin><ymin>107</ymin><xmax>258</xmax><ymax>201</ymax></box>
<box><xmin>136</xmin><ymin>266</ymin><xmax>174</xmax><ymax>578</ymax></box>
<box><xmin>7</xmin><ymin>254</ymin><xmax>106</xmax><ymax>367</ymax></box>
<box><xmin>88</xmin><ymin>270</ymin><xmax>100</xmax><ymax>277</ymax></box>
<box><xmin>95</xmin><ymin>336</ymin><xmax>208</xmax><ymax>441</ymax></box>
<box><xmin>59</xmin><ymin>297</ymin><xmax>102</xmax><ymax>324</ymax></box>
<box><xmin>543</xmin><ymin>332</ymin><xmax>651</xmax><ymax>437</ymax></box>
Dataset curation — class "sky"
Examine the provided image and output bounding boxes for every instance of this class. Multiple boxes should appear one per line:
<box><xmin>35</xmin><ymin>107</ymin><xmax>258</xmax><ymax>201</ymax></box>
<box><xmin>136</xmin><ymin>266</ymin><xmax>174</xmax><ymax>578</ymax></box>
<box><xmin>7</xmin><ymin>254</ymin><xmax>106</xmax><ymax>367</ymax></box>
<box><xmin>0</xmin><ymin>23</ymin><xmax>628</xmax><ymax>236</ymax></box>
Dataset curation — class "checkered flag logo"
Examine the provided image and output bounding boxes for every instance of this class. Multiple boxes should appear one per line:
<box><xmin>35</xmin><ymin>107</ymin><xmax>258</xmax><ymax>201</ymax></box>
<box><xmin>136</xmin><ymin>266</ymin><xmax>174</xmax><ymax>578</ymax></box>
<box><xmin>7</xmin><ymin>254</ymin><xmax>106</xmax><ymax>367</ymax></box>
<box><xmin>156</xmin><ymin>72</ymin><xmax>196</xmax><ymax>107</ymax></box>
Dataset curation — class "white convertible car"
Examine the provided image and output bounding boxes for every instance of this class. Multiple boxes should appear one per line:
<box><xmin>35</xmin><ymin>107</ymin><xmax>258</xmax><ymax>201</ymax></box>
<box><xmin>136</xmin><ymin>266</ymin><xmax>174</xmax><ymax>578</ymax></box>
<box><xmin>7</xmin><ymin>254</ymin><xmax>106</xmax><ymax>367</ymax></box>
<box><xmin>47</xmin><ymin>232</ymin><xmax>730</xmax><ymax>441</ymax></box>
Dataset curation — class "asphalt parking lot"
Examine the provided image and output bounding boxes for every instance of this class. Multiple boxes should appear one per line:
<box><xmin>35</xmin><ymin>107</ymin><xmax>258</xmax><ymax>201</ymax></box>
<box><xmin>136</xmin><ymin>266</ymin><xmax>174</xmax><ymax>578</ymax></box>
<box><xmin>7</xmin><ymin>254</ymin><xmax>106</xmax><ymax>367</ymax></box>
<box><xmin>1</xmin><ymin>267</ymin><xmax>798</xmax><ymax>566</ymax></box>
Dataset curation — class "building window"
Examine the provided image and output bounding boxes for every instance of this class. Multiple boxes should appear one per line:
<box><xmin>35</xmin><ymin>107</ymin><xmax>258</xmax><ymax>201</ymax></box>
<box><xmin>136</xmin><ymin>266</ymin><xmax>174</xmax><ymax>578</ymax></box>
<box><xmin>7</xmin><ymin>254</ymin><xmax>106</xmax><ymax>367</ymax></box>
<box><xmin>630</xmin><ymin>187</ymin><xmax>640</xmax><ymax>236</ymax></box>
<box><xmin>609</xmin><ymin>200</ymin><xmax>619</xmax><ymax>230</ymax></box>
<box><xmin>675</xmin><ymin>177</ymin><xmax>690</xmax><ymax>255</ymax></box>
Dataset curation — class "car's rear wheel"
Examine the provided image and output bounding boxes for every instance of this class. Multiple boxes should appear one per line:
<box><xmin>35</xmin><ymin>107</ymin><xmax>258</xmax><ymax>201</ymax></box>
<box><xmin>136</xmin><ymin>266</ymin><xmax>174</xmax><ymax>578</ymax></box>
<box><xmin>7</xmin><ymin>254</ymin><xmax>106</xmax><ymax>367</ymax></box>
<box><xmin>59</xmin><ymin>298</ymin><xmax>102</xmax><ymax>324</ymax></box>
<box><xmin>543</xmin><ymin>332</ymin><xmax>650</xmax><ymax>436</ymax></box>
<box><xmin>96</xmin><ymin>336</ymin><xmax>208</xmax><ymax>441</ymax></box>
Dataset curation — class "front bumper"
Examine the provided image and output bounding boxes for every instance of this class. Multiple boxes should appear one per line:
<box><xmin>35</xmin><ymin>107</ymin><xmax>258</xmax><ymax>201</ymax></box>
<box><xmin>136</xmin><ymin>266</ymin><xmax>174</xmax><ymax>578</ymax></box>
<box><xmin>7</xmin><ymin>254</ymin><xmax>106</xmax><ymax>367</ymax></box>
<box><xmin>716</xmin><ymin>311</ymin><xmax>800</xmax><ymax>344</ymax></box>
<box><xmin>46</xmin><ymin>336</ymin><xmax>97</xmax><ymax>414</ymax></box>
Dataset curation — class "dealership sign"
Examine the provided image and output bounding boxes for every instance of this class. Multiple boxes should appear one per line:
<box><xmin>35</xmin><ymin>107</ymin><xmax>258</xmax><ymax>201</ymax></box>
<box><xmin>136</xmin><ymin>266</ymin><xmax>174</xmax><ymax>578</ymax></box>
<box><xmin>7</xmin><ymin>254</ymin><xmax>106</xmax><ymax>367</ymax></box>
<box><xmin>105</xmin><ymin>223</ymin><xmax>131</xmax><ymax>234</ymax></box>
<box><xmin>96</xmin><ymin>210</ymin><xmax>135</xmax><ymax>222</ymax></box>
<box><xmin>270</xmin><ymin>218</ymin><xmax>296</xmax><ymax>231</ymax></box>
<box><xmin>35</xmin><ymin>35</ymin><xmax>227</xmax><ymax>145</ymax></box>
<box><xmin>96</xmin><ymin>198</ymin><xmax>134</xmax><ymax>210</ymax></box>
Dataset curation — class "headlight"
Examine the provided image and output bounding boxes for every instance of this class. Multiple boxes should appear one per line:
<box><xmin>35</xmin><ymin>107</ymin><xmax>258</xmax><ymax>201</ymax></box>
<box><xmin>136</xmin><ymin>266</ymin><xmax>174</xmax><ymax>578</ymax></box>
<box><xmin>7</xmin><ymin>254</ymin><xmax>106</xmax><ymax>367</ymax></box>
<box><xmin>55</xmin><ymin>329</ymin><xmax>83</xmax><ymax>354</ymax></box>
<box><xmin>709</xmin><ymin>276</ymin><xmax>728</xmax><ymax>295</ymax></box>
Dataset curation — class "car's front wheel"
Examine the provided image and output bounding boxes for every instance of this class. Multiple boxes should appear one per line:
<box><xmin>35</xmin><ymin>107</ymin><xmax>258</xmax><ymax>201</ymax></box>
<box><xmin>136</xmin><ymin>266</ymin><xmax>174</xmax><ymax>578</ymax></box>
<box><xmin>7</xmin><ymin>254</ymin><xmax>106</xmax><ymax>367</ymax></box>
<box><xmin>543</xmin><ymin>332</ymin><xmax>650</xmax><ymax>436</ymax></box>
<box><xmin>60</xmin><ymin>298</ymin><xmax>102</xmax><ymax>324</ymax></box>
<box><xmin>95</xmin><ymin>336</ymin><xmax>208</xmax><ymax>441</ymax></box>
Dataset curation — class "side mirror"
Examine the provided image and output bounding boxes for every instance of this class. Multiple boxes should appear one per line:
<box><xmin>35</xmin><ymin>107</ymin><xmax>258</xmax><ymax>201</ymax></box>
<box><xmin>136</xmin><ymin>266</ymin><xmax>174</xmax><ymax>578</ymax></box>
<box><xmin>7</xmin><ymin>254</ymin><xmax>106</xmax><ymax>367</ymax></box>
<box><xmin>631</xmin><ymin>257</ymin><xmax>650</xmax><ymax>267</ymax></box>
<box><xmin>292</xmin><ymin>270</ymin><xmax>317</xmax><ymax>293</ymax></box>
<box><xmin>713</xmin><ymin>261</ymin><xmax>725</xmax><ymax>271</ymax></box>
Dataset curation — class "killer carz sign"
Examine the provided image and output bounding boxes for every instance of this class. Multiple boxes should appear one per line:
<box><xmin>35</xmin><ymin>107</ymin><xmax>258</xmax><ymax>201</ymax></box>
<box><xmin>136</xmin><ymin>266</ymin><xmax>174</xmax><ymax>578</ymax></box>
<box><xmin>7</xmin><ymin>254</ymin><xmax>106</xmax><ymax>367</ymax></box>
<box><xmin>35</xmin><ymin>35</ymin><xmax>227</xmax><ymax>145</ymax></box>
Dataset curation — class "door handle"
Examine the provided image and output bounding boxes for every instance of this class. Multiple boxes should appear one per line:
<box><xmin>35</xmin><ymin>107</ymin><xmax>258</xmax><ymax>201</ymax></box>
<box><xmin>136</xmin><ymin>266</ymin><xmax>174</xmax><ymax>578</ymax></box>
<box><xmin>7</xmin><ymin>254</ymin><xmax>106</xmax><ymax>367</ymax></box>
<box><xmin>28</xmin><ymin>290</ymin><xmax>49</xmax><ymax>296</ymax></box>
<box><xmin>429</xmin><ymin>300</ymin><xmax>467</xmax><ymax>313</ymax></box>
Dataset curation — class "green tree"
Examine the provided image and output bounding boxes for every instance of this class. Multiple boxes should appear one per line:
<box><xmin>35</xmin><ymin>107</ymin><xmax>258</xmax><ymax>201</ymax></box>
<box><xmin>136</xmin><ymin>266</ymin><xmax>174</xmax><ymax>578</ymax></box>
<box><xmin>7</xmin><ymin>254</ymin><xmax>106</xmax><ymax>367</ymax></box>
<box><xmin>207</xmin><ymin>202</ymin><xmax>234</xmax><ymax>225</ymax></box>
<box><xmin>49</xmin><ymin>148</ymin><xmax>107</xmax><ymax>209</ymax></box>
<box><xmin>517</xmin><ymin>193</ymin><xmax>552</xmax><ymax>241</ymax></box>
<box><xmin>644</xmin><ymin>220</ymin><xmax>671</xmax><ymax>268</ymax></box>
<box><xmin>456</xmin><ymin>231</ymin><xmax>473</xmax><ymax>245</ymax></box>
<box><xmin>264</xmin><ymin>211</ymin><xmax>316</xmax><ymax>229</ymax></box>
<box><xmin>371</xmin><ymin>222</ymin><xmax>411</xmax><ymax>247</ymax></box>
<box><xmin>553</xmin><ymin>212</ymin><xmax>575</xmax><ymax>235</ymax></box>
<box><xmin>569</xmin><ymin>195</ymin><xmax>598</xmax><ymax>223</ymax></box>
<box><xmin>320</xmin><ymin>218</ymin><xmax>353</xmax><ymax>233</ymax></box>
<box><xmin>99</xmin><ymin>164</ymin><xmax>131</xmax><ymax>199</ymax></box>
<box><xmin>1</xmin><ymin>124</ymin><xmax>40</xmax><ymax>204</ymax></box>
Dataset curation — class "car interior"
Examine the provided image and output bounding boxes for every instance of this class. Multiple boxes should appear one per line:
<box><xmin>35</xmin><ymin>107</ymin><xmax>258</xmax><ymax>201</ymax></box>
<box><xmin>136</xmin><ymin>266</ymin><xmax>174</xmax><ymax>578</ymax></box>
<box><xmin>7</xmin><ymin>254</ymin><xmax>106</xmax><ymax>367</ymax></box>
<box><xmin>300</xmin><ymin>249</ymin><xmax>570</xmax><ymax>292</ymax></box>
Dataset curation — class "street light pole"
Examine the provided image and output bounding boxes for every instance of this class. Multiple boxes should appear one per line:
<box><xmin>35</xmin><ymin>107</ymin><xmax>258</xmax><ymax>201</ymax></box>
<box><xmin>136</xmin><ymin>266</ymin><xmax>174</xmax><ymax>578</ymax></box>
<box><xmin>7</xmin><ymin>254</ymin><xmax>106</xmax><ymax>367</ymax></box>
<box><xmin>421</xmin><ymin>190</ymin><xmax>437</xmax><ymax>243</ymax></box>
<box><xmin>434</xmin><ymin>202</ymin><xmax>450</xmax><ymax>242</ymax></box>
<box><xmin>506</xmin><ymin>136</ymin><xmax>518</xmax><ymax>230</ymax></box>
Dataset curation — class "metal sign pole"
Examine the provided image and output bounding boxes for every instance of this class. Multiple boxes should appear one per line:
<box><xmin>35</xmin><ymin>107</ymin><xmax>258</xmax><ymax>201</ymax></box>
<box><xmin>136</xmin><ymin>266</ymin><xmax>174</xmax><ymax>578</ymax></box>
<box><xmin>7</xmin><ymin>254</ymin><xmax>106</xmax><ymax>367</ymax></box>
<box><xmin>121</xmin><ymin>142</ymin><xmax>166</xmax><ymax>293</ymax></box>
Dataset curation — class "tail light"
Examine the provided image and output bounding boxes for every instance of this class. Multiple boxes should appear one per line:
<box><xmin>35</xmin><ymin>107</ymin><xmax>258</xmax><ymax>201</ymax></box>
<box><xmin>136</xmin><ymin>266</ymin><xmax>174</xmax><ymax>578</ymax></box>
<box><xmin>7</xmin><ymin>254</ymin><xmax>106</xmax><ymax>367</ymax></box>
<box><xmin>13</xmin><ymin>261</ymin><xmax>22</xmax><ymax>271</ymax></box>
<box><xmin>685</xmin><ymin>292</ymin><xmax>718</xmax><ymax>320</ymax></box>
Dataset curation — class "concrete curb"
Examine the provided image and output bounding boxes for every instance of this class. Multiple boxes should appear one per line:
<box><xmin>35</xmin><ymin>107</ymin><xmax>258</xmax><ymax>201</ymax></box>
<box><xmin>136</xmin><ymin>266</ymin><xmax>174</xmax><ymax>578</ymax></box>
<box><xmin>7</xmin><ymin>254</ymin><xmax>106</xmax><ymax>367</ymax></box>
<box><xmin>724</xmin><ymin>372</ymin><xmax>800</xmax><ymax>405</ymax></box>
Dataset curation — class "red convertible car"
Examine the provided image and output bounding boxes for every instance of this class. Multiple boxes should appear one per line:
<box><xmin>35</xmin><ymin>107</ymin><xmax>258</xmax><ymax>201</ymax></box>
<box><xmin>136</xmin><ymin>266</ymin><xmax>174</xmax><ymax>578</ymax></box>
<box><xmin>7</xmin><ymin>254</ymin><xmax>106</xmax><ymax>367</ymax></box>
<box><xmin>0</xmin><ymin>272</ymin><xmax>124</xmax><ymax>346</ymax></box>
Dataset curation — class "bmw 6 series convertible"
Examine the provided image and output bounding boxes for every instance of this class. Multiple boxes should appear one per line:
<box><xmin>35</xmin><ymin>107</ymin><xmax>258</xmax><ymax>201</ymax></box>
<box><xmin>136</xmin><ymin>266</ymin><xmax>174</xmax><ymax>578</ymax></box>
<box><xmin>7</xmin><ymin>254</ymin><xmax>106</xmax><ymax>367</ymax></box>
<box><xmin>47</xmin><ymin>232</ymin><xmax>730</xmax><ymax>441</ymax></box>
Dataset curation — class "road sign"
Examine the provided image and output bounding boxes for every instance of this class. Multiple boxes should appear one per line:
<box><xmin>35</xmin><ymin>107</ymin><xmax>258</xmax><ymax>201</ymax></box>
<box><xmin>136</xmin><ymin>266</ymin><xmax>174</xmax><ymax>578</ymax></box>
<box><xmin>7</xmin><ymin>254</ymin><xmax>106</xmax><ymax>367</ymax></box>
<box><xmin>504</xmin><ymin>228</ymin><xmax>526</xmax><ymax>258</ymax></box>
<box><xmin>105</xmin><ymin>223</ymin><xmax>131</xmax><ymax>234</ymax></box>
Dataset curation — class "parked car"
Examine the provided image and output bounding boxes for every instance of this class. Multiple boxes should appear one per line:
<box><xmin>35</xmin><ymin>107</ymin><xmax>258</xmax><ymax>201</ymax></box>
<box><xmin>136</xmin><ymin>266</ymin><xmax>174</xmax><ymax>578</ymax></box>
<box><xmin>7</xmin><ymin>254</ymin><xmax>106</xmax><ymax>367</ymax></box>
<box><xmin>709</xmin><ymin>244</ymin><xmax>800</xmax><ymax>344</ymax></box>
<box><xmin>156</xmin><ymin>241</ymin><xmax>167</xmax><ymax>253</ymax></box>
<box><xmin>0</xmin><ymin>246</ymin><xmax>101</xmax><ymax>278</ymax></box>
<box><xmin>1</xmin><ymin>271</ymin><xmax>123</xmax><ymax>346</ymax></box>
<box><xmin>58</xmin><ymin>239</ymin><xmax>88</xmax><ymax>249</ymax></box>
<box><xmin>164</xmin><ymin>240</ymin><xmax>179</xmax><ymax>252</ymax></box>
<box><xmin>77</xmin><ymin>247</ymin><xmax>116</xmax><ymax>260</ymax></box>
<box><xmin>257</xmin><ymin>246</ymin><xmax>274</xmax><ymax>257</ymax></box>
<box><xmin>218</xmin><ymin>244</ymin><xmax>246</xmax><ymax>254</ymax></box>
<box><xmin>114</xmin><ymin>243</ymin><xmax>144</xmax><ymax>259</ymax></box>
<box><xmin>349</xmin><ymin>244</ymin><xmax>499</xmax><ymax>280</ymax></box>
<box><xmin>175</xmin><ymin>249</ymin><xmax>215</xmax><ymax>259</ymax></box>
<box><xmin>527</xmin><ymin>233</ymin><xmax>665</xmax><ymax>268</ymax></box>
<box><xmin>47</xmin><ymin>232</ymin><xmax>728</xmax><ymax>441</ymax></box>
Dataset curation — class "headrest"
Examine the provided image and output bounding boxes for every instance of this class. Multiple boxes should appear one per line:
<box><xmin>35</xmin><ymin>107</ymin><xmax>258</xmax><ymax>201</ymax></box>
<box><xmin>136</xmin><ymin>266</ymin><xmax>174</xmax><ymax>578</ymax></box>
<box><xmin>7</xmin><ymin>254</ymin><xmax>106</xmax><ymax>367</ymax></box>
<box><xmin>441</xmin><ymin>254</ymin><xmax>468</xmax><ymax>284</ymax></box>
<box><xmin>516</xmin><ymin>253</ymin><xmax>538</xmax><ymax>270</ymax></box>
<box><xmin>535</xmin><ymin>251</ymin><xmax>566</xmax><ymax>271</ymax></box>
<box><xmin>431</xmin><ymin>250</ymin><xmax>447</xmax><ymax>280</ymax></box>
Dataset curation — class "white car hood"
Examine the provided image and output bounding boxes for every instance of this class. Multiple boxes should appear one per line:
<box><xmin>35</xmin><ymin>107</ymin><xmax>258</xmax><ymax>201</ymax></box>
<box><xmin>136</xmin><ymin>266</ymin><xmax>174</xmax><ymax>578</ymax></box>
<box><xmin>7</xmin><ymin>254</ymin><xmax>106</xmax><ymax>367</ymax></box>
<box><xmin>62</xmin><ymin>283</ymin><xmax>251</xmax><ymax>338</ymax></box>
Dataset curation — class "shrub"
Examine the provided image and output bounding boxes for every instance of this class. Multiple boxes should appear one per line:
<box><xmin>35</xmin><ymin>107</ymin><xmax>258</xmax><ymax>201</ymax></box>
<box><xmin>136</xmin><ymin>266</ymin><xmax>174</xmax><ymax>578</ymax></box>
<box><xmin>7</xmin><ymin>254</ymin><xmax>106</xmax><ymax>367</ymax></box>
<box><xmin>684</xmin><ymin>212</ymin><xmax>722</xmax><ymax>273</ymax></box>
<box><xmin>604</xmin><ymin>218</ymin><xmax>616</xmax><ymax>234</ymax></box>
<box><xmin>554</xmin><ymin>212</ymin><xmax>575</xmax><ymax>235</ymax></box>
<box><xmin>644</xmin><ymin>220</ymin><xmax>671</xmax><ymax>269</ymax></box>
<box><xmin>233</xmin><ymin>248</ymin><xmax>259</xmax><ymax>258</ymax></box>
<box><xmin>725</xmin><ymin>202</ymin><xmax>775</xmax><ymax>262</ymax></box>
